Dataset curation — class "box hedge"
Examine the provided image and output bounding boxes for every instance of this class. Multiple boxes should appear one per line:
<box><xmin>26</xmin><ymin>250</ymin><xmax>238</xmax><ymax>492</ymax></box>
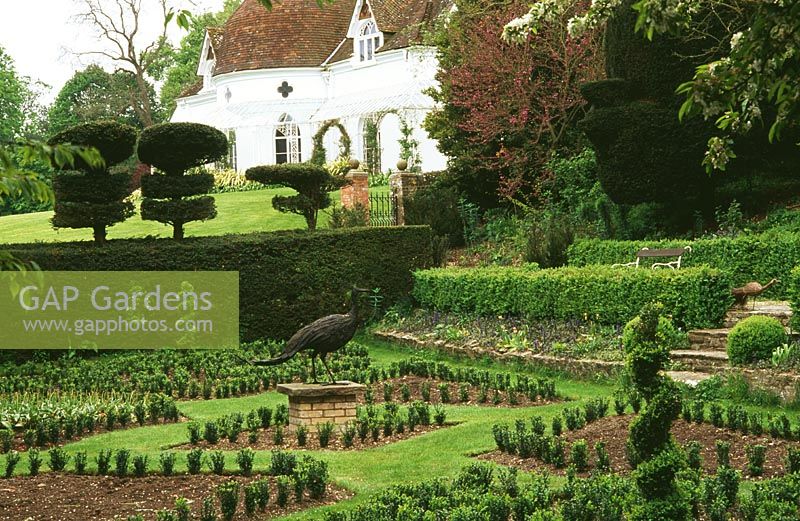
<box><xmin>567</xmin><ymin>232</ymin><xmax>800</xmax><ymax>299</ymax></box>
<box><xmin>7</xmin><ymin>226</ymin><xmax>432</xmax><ymax>341</ymax></box>
<box><xmin>412</xmin><ymin>265</ymin><xmax>731</xmax><ymax>329</ymax></box>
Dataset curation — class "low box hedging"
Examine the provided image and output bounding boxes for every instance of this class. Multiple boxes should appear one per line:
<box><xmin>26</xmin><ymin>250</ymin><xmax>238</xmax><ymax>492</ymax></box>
<box><xmin>567</xmin><ymin>232</ymin><xmax>800</xmax><ymax>299</ymax></box>
<box><xmin>412</xmin><ymin>265</ymin><xmax>731</xmax><ymax>328</ymax></box>
<box><xmin>7</xmin><ymin>226</ymin><xmax>432</xmax><ymax>341</ymax></box>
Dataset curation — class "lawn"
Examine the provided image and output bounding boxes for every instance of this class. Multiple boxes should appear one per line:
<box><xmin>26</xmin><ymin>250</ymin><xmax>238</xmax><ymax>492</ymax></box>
<box><xmin>0</xmin><ymin>186</ymin><xmax>389</xmax><ymax>245</ymax></box>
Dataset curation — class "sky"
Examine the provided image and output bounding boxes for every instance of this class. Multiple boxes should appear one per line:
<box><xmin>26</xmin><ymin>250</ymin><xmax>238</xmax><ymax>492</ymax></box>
<box><xmin>0</xmin><ymin>0</ymin><xmax>225</xmax><ymax>102</ymax></box>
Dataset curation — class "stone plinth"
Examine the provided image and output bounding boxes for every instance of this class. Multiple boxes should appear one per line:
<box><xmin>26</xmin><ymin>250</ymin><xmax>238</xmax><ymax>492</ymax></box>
<box><xmin>277</xmin><ymin>382</ymin><xmax>365</xmax><ymax>432</ymax></box>
<box><xmin>341</xmin><ymin>170</ymin><xmax>370</xmax><ymax>216</ymax></box>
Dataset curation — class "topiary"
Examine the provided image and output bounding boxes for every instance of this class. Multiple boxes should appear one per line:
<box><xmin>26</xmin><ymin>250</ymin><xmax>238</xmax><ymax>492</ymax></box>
<box><xmin>137</xmin><ymin>123</ymin><xmax>228</xmax><ymax>177</ymax></box>
<box><xmin>727</xmin><ymin>315</ymin><xmax>787</xmax><ymax>365</ymax></box>
<box><xmin>246</xmin><ymin>163</ymin><xmax>349</xmax><ymax>231</ymax></box>
<box><xmin>47</xmin><ymin>121</ymin><xmax>138</xmax><ymax>244</ymax></box>
<box><xmin>138</xmin><ymin>123</ymin><xmax>226</xmax><ymax>240</ymax></box>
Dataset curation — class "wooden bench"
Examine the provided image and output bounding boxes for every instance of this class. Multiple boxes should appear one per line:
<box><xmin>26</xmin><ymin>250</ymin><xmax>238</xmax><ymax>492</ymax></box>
<box><xmin>612</xmin><ymin>246</ymin><xmax>692</xmax><ymax>270</ymax></box>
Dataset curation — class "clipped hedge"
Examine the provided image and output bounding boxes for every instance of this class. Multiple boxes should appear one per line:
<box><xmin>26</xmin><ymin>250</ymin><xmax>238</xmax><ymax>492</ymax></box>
<box><xmin>568</xmin><ymin>232</ymin><xmax>800</xmax><ymax>299</ymax></box>
<box><xmin>727</xmin><ymin>315</ymin><xmax>786</xmax><ymax>366</ymax></box>
<box><xmin>788</xmin><ymin>265</ymin><xmax>800</xmax><ymax>330</ymax></box>
<box><xmin>413</xmin><ymin>265</ymin><xmax>731</xmax><ymax>328</ymax></box>
<box><xmin>7</xmin><ymin>227</ymin><xmax>432</xmax><ymax>341</ymax></box>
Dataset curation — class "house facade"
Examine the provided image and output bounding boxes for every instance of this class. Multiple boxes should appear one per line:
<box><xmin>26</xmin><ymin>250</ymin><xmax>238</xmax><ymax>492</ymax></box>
<box><xmin>171</xmin><ymin>0</ymin><xmax>450</xmax><ymax>173</ymax></box>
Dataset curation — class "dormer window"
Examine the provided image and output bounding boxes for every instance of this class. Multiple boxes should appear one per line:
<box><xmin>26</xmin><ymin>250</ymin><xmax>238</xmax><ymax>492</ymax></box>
<box><xmin>357</xmin><ymin>20</ymin><xmax>382</xmax><ymax>62</ymax></box>
<box><xmin>202</xmin><ymin>59</ymin><xmax>216</xmax><ymax>90</ymax></box>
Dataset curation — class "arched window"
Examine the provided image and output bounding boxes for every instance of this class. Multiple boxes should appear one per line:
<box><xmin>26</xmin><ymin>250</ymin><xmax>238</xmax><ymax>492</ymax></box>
<box><xmin>357</xmin><ymin>21</ymin><xmax>382</xmax><ymax>62</ymax></box>
<box><xmin>275</xmin><ymin>114</ymin><xmax>302</xmax><ymax>164</ymax></box>
<box><xmin>216</xmin><ymin>129</ymin><xmax>237</xmax><ymax>171</ymax></box>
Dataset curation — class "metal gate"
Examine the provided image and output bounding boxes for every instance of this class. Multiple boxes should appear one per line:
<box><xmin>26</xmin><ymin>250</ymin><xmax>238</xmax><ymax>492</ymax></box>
<box><xmin>369</xmin><ymin>192</ymin><xmax>398</xmax><ymax>226</ymax></box>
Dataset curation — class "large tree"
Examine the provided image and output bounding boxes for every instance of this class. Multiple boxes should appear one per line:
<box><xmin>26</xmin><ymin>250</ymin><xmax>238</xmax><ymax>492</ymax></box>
<box><xmin>424</xmin><ymin>0</ymin><xmax>602</xmax><ymax>208</ymax></box>
<box><xmin>159</xmin><ymin>0</ymin><xmax>241</xmax><ymax>116</ymax></box>
<box><xmin>73</xmin><ymin>0</ymin><xmax>181</xmax><ymax>127</ymax></box>
<box><xmin>47</xmin><ymin>65</ymin><xmax>160</xmax><ymax>134</ymax></box>
<box><xmin>0</xmin><ymin>46</ymin><xmax>27</xmax><ymax>143</ymax></box>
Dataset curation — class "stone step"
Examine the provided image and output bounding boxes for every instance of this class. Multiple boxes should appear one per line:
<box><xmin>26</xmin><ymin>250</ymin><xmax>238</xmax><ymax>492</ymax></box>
<box><xmin>688</xmin><ymin>328</ymin><xmax>730</xmax><ymax>351</ymax></box>
<box><xmin>666</xmin><ymin>371</ymin><xmax>714</xmax><ymax>387</ymax></box>
<box><xmin>670</xmin><ymin>349</ymin><xmax>730</xmax><ymax>373</ymax></box>
<box><xmin>724</xmin><ymin>300</ymin><xmax>793</xmax><ymax>328</ymax></box>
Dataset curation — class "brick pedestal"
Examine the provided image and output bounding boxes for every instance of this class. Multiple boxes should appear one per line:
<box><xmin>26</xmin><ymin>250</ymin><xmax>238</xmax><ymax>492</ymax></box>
<box><xmin>341</xmin><ymin>170</ymin><xmax>370</xmax><ymax>216</ymax></box>
<box><xmin>277</xmin><ymin>382</ymin><xmax>365</xmax><ymax>432</ymax></box>
<box><xmin>389</xmin><ymin>172</ymin><xmax>425</xmax><ymax>225</ymax></box>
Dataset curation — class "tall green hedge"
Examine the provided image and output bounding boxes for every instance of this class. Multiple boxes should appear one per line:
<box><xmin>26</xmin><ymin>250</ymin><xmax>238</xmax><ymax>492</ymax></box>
<box><xmin>567</xmin><ymin>232</ymin><xmax>800</xmax><ymax>299</ymax></box>
<box><xmin>413</xmin><ymin>265</ymin><xmax>731</xmax><ymax>329</ymax></box>
<box><xmin>8</xmin><ymin>227</ymin><xmax>432</xmax><ymax>341</ymax></box>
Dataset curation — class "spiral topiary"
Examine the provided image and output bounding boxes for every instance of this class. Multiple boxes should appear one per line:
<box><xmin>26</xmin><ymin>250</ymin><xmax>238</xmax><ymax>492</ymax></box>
<box><xmin>47</xmin><ymin>121</ymin><xmax>138</xmax><ymax>244</ymax></box>
<box><xmin>137</xmin><ymin>123</ymin><xmax>227</xmax><ymax>240</ymax></box>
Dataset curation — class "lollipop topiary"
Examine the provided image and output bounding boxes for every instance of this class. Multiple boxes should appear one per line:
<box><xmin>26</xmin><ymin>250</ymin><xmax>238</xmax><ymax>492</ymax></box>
<box><xmin>47</xmin><ymin>121</ymin><xmax>138</xmax><ymax>244</ymax></box>
<box><xmin>138</xmin><ymin>123</ymin><xmax>227</xmax><ymax>240</ymax></box>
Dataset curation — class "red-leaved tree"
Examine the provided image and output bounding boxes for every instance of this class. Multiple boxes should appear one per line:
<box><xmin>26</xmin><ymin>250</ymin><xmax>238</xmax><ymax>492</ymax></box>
<box><xmin>425</xmin><ymin>0</ymin><xmax>603</xmax><ymax>206</ymax></box>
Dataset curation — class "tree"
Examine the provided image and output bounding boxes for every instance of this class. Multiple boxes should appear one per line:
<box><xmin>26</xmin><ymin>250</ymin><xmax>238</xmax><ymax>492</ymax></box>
<box><xmin>74</xmin><ymin>0</ymin><xmax>180</xmax><ymax>127</ymax></box>
<box><xmin>504</xmin><ymin>0</ymin><xmax>800</xmax><ymax>173</ymax></box>
<box><xmin>424</xmin><ymin>0</ymin><xmax>602</xmax><ymax>208</ymax></box>
<box><xmin>138</xmin><ymin>122</ymin><xmax>226</xmax><ymax>239</ymax></box>
<box><xmin>47</xmin><ymin>65</ymin><xmax>160</xmax><ymax>135</ymax></box>
<box><xmin>160</xmin><ymin>0</ymin><xmax>241</xmax><ymax>116</ymax></box>
<box><xmin>245</xmin><ymin>164</ymin><xmax>349</xmax><ymax>231</ymax></box>
<box><xmin>0</xmin><ymin>46</ymin><xmax>27</xmax><ymax>143</ymax></box>
<box><xmin>48</xmin><ymin>121</ymin><xmax>138</xmax><ymax>244</ymax></box>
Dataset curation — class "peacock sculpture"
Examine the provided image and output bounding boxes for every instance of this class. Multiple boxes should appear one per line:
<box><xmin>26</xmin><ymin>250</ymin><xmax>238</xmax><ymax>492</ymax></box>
<box><xmin>251</xmin><ymin>286</ymin><xmax>370</xmax><ymax>384</ymax></box>
<box><xmin>731</xmin><ymin>279</ymin><xmax>779</xmax><ymax>309</ymax></box>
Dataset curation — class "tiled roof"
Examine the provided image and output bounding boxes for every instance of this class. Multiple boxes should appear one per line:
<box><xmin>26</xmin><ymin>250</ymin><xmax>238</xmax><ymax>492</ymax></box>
<box><xmin>213</xmin><ymin>0</ymin><xmax>357</xmax><ymax>75</ymax></box>
<box><xmin>207</xmin><ymin>26</ymin><xmax>224</xmax><ymax>51</ymax></box>
<box><xmin>180</xmin><ymin>79</ymin><xmax>204</xmax><ymax>97</ymax></box>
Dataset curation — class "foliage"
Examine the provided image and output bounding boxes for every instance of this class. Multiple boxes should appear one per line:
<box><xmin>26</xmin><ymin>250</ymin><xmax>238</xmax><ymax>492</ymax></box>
<box><xmin>47</xmin><ymin>66</ymin><xmax>161</xmax><ymax>134</ymax></box>
<box><xmin>7</xmin><ymin>226</ymin><xmax>431</xmax><ymax>340</ymax></box>
<box><xmin>413</xmin><ymin>265</ymin><xmax>730</xmax><ymax>329</ymax></box>
<box><xmin>727</xmin><ymin>316</ymin><xmax>787</xmax><ymax>366</ymax></box>
<box><xmin>310</xmin><ymin>120</ymin><xmax>352</xmax><ymax>167</ymax></box>
<box><xmin>209</xmin><ymin>168</ymin><xmax>264</xmax><ymax>194</ymax></box>
<box><xmin>328</xmin><ymin>203</ymin><xmax>369</xmax><ymax>229</ymax></box>
<box><xmin>246</xmin><ymin>163</ymin><xmax>350</xmax><ymax>231</ymax></box>
<box><xmin>425</xmin><ymin>0</ymin><xmax>602</xmax><ymax>207</ymax></box>
<box><xmin>139</xmin><ymin>123</ymin><xmax>226</xmax><ymax>239</ymax></box>
<box><xmin>568</xmin><ymin>232</ymin><xmax>800</xmax><ymax>299</ymax></box>
<box><xmin>403</xmin><ymin>182</ymin><xmax>464</xmax><ymax>246</ymax></box>
<box><xmin>521</xmin><ymin>211</ymin><xmax>575</xmax><ymax>268</ymax></box>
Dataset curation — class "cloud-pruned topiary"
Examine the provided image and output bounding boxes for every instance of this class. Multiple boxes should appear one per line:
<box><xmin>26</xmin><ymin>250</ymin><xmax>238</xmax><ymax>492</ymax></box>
<box><xmin>138</xmin><ymin>123</ymin><xmax>226</xmax><ymax>240</ymax></box>
<box><xmin>727</xmin><ymin>315</ymin><xmax>787</xmax><ymax>366</ymax></box>
<box><xmin>47</xmin><ymin>121</ymin><xmax>138</xmax><ymax>244</ymax></box>
<box><xmin>246</xmin><ymin>163</ymin><xmax>350</xmax><ymax>231</ymax></box>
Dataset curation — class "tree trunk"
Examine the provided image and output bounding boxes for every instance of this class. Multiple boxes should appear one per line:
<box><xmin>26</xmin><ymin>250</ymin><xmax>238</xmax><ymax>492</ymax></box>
<box><xmin>134</xmin><ymin>67</ymin><xmax>154</xmax><ymax>127</ymax></box>
<box><xmin>307</xmin><ymin>211</ymin><xmax>317</xmax><ymax>232</ymax></box>
<box><xmin>93</xmin><ymin>225</ymin><xmax>107</xmax><ymax>245</ymax></box>
<box><xmin>173</xmin><ymin>222</ymin><xmax>184</xmax><ymax>240</ymax></box>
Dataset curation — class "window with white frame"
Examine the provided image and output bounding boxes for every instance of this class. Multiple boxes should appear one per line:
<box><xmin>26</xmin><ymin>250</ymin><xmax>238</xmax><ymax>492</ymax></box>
<box><xmin>356</xmin><ymin>20</ymin><xmax>382</xmax><ymax>62</ymax></box>
<box><xmin>275</xmin><ymin>114</ymin><xmax>302</xmax><ymax>164</ymax></box>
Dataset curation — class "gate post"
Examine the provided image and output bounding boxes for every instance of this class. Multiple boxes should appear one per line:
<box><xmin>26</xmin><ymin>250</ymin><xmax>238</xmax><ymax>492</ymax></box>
<box><xmin>341</xmin><ymin>167</ymin><xmax>370</xmax><ymax>218</ymax></box>
<box><xmin>389</xmin><ymin>172</ymin><xmax>423</xmax><ymax>226</ymax></box>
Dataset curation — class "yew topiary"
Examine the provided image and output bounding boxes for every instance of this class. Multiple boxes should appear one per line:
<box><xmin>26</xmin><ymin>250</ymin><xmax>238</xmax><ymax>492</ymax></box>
<box><xmin>727</xmin><ymin>315</ymin><xmax>787</xmax><ymax>365</ymax></box>
<box><xmin>138</xmin><ymin>123</ymin><xmax>226</xmax><ymax>240</ymax></box>
<box><xmin>47</xmin><ymin>121</ymin><xmax>138</xmax><ymax>244</ymax></box>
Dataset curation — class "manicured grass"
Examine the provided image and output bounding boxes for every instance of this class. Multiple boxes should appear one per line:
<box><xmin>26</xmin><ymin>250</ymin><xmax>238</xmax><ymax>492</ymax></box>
<box><xmin>0</xmin><ymin>186</ymin><xmax>390</xmax><ymax>245</ymax></box>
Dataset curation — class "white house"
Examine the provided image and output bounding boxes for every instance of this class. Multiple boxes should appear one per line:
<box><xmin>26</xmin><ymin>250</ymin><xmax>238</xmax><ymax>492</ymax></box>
<box><xmin>171</xmin><ymin>0</ymin><xmax>450</xmax><ymax>173</ymax></box>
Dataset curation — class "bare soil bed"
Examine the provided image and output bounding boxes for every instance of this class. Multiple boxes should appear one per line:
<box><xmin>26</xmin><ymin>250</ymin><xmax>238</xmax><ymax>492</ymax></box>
<box><xmin>0</xmin><ymin>473</ymin><xmax>351</xmax><ymax>521</ymax></box>
<box><xmin>179</xmin><ymin>422</ymin><xmax>454</xmax><ymax>452</ymax></box>
<box><xmin>365</xmin><ymin>375</ymin><xmax>560</xmax><ymax>408</ymax></box>
<box><xmin>480</xmin><ymin>414</ymin><xmax>800</xmax><ymax>479</ymax></box>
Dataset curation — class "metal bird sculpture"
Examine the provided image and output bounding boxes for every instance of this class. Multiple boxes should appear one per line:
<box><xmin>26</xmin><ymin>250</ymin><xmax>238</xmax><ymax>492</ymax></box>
<box><xmin>251</xmin><ymin>286</ymin><xmax>370</xmax><ymax>384</ymax></box>
<box><xmin>732</xmin><ymin>279</ymin><xmax>780</xmax><ymax>310</ymax></box>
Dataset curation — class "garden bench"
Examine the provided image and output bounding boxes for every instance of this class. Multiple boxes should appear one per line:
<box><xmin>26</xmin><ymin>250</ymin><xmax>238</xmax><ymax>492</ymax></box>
<box><xmin>612</xmin><ymin>246</ymin><xmax>692</xmax><ymax>270</ymax></box>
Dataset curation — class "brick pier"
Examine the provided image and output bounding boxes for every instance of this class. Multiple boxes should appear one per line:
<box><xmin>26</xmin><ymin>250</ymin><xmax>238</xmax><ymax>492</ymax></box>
<box><xmin>277</xmin><ymin>382</ymin><xmax>365</xmax><ymax>432</ymax></box>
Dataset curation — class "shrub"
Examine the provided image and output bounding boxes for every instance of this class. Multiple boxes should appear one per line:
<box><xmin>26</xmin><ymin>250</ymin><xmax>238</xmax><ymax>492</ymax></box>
<box><xmin>48</xmin><ymin>121</ymin><xmax>138</xmax><ymax>244</ymax></box>
<box><xmin>138</xmin><ymin>123</ymin><xmax>226</xmax><ymax>240</ymax></box>
<box><xmin>296</xmin><ymin>425</ymin><xmax>308</xmax><ymax>446</ymax></box>
<box><xmin>276</xmin><ymin>476</ymin><xmax>291</xmax><ymax>507</ymax></box>
<box><xmin>298</xmin><ymin>456</ymin><xmax>329</xmax><ymax>500</ymax></box>
<box><xmin>246</xmin><ymin>164</ymin><xmax>349</xmax><ymax>231</ymax></box>
<box><xmin>8</xmin><ymin>227</ymin><xmax>432</xmax><ymax>341</ymax></box>
<box><xmin>187</xmin><ymin>448</ymin><xmax>203</xmax><ymax>475</ymax></box>
<box><xmin>596</xmin><ymin>442</ymin><xmax>611</xmax><ymax>472</ymax></box>
<box><xmin>159</xmin><ymin>452</ymin><xmax>176</xmax><ymax>476</ymax></box>
<box><xmin>133</xmin><ymin>454</ymin><xmax>148</xmax><ymax>477</ymax></box>
<box><xmin>209</xmin><ymin>451</ymin><xmax>225</xmax><ymax>475</ymax></box>
<box><xmin>4</xmin><ymin>450</ymin><xmax>19</xmax><ymax>478</ymax></box>
<box><xmin>200</xmin><ymin>496</ymin><xmax>217</xmax><ymax>521</ymax></box>
<box><xmin>571</xmin><ymin>440</ymin><xmax>589</xmax><ymax>472</ymax></box>
<box><xmin>48</xmin><ymin>447</ymin><xmax>70</xmax><ymax>472</ymax></box>
<box><xmin>74</xmin><ymin>450</ymin><xmax>87</xmax><ymax>474</ymax></box>
<box><xmin>568</xmin><ymin>233</ymin><xmax>800</xmax><ymax>300</ymax></box>
<box><xmin>27</xmin><ymin>448</ymin><xmax>41</xmax><ymax>476</ymax></box>
<box><xmin>97</xmin><ymin>448</ymin><xmax>112</xmax><ymax>475</ymax></box>
<box><xmin>270</xmin><ymin>450</ymin><xmax>296</xmax><ymax>476</ymax></box>
<box><xmin>216</xmin><ymin>480</ymin><xmax>240</xmax><ymax>521</ymax></box>
<box><xmin>236</xmin><ymin>448</ymin><xmax>255</xmax><ymax>476</ymax></box>
<box><xmin>318</xmin><ymin>422</ymin><xmax>335</xmax><ymax>448</ymax></box>
<box><xmin>114</xmin><ymin>448</ymin><xmax>130</xmax><ymax>477</ymax></box>
<box><xmin>747</xmin><ymin>445</ymin><xmax>766</xmax><ymax>477</ymax></box>
<box><xmin>413</xmin><ymin>265</ymin><xmax>730</xmax><ymax>329</ymax></box>
<box><xmin>727</xmin><ymin>316</ymin><xmax>787</xmax><ymax>365</ymax></box>
<box><xmin>404</xmin><ymin>184</ymin><xmax>465</xmax><ymax>245</ymax></box>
